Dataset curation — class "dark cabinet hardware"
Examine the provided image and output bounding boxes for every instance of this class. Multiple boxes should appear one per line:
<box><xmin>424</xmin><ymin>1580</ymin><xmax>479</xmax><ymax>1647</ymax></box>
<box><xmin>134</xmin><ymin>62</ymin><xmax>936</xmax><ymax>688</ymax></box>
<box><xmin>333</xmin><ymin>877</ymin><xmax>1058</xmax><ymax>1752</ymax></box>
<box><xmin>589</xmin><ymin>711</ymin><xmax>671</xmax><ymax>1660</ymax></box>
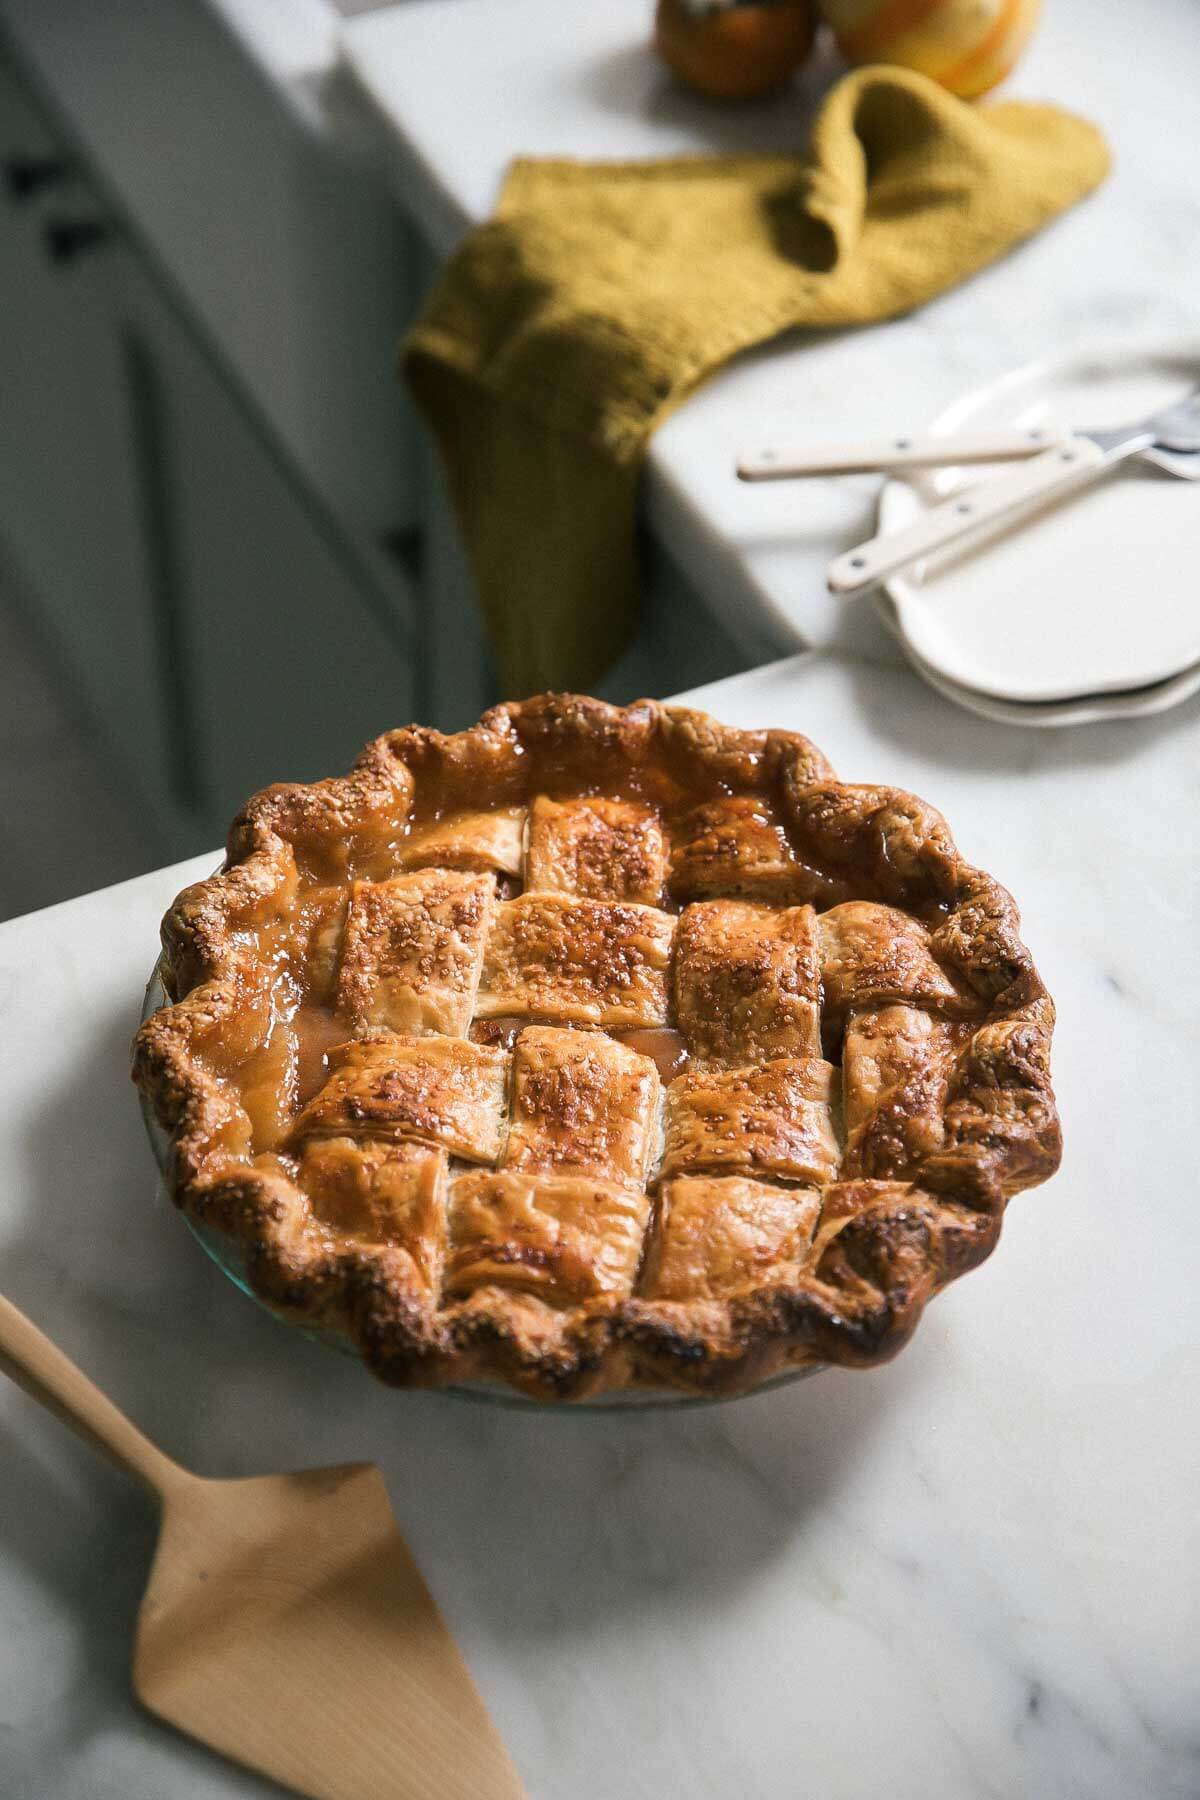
<box><xmin>381</xmin><ymin>525</ymin><xmax>426</xmax><ymax>585</ymax></box>
<box><xmin>3</xmin><ymin>153</ymin><xmax>70</xmax><ymax>200</ymax></box>
<box><xmin>43</xmin><ymin>215</ymin><xmax>112</xmax><ymax>265</ymax></box>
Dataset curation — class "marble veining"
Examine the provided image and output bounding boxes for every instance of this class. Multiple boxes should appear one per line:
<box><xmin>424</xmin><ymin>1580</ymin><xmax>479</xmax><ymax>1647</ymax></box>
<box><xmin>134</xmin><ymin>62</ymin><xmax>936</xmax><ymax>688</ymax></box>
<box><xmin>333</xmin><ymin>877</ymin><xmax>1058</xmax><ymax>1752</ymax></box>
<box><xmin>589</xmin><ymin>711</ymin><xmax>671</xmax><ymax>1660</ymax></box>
<box><xmin>3</xmin><ymin>0</ymin><xmax>1200</xmax><ymax>1790</ymax></box>
<box><xmin>1</xmin><ymin>652</ymin><xmax>1197</xmax><ymax>1798</ymax></box>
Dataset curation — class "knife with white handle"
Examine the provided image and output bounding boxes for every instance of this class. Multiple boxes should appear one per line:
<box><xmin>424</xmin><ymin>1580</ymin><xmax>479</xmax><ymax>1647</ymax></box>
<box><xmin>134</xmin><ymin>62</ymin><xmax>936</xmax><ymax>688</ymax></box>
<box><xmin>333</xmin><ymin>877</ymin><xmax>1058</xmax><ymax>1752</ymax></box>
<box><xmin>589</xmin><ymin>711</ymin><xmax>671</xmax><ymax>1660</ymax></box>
<box><xmin>828</xmin><ymin>385</ymin><xmax>1200</xmax><ymax>596</ymax></box>
<box><xmin>827</xmin><ymin>438</ymin><xmax>1107</xmax><ymax>594</ymax></box>
<box><xmin>737</xmin><ymin>425</ymin><xmax>1064</xmax><ymax>480</ymax></box>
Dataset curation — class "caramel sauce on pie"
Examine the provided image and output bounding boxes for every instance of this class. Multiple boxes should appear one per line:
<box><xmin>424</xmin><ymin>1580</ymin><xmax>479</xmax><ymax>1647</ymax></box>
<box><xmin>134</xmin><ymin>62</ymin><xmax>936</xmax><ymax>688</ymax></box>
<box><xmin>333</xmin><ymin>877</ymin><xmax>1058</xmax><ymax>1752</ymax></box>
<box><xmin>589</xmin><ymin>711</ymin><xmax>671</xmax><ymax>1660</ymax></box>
<box><xmin>228</xmin><ymin>776</ymin><xmax>826</xmax><ymax>1148</ymax></box>
<box><xmin>470</xmin><ymin>1018</ymin><xmax>691</xmax><ymax>1083</ymax></box>
<box><xmin>615</xmin><ymin>1027</ymin><xmax>689</xmax><ymax>1084</ymax></box>
<box><xmin>469</xmin><ymin>1015</ymin><xmax>526</xmax><ymax>1052</ymax></box>
<box><xmin>208</xmin><ymin>735</ymin><xmax>975</xmax><ymax>1239</ymax></box>
<box><xmin>234</xmin><ymin>1005</ymin><xmax>348</xmax><ymax>1153</ymax></box>
<box><xmin>292</xmin><ymin>1003</ymin><xmax>350</xmax><ymax>1107</ymax></box>
<box><xmin>237</xmin><ymin>1025</ymin><xmax>295</xmax><ymax>1153</ymax></box>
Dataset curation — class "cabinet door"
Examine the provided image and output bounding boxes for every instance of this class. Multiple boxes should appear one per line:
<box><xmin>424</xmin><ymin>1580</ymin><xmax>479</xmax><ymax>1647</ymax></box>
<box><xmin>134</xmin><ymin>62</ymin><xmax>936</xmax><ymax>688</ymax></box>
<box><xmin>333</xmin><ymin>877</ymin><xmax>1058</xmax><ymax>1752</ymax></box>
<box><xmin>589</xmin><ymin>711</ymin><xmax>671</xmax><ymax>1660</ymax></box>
<box><xmin>0</xmin><ymin>54</ymin><xmax>174</xmax><ymax>820</ymax></box>
<box><xmin>112</xmin><ymin>252</ymin><xmax>419</xmax><ymax>829</ymax></box>
<box><xmin>3</xmin><ymin>0</ymin><xmax>422</xmax><ymax>540</ymax></box>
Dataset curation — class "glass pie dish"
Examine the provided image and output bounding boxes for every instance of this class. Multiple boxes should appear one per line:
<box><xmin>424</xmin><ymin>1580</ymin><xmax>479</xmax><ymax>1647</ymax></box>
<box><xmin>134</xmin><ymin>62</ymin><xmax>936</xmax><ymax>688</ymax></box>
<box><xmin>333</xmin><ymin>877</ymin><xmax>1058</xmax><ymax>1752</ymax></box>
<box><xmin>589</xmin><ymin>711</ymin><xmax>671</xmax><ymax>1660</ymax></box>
<box><xmin>132</xmin><ymin>696</ymin><xmax>1059</xmax><ymax>1408</ymax></box>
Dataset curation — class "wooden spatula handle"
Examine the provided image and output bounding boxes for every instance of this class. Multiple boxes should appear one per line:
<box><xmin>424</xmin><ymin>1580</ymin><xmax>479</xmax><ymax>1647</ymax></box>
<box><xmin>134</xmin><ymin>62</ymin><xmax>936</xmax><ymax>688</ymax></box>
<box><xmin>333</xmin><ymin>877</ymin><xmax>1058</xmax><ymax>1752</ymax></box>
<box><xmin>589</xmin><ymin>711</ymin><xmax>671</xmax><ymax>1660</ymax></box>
<box><xmin>0</xmin><ymin>1294</ymin><xmax>187</xmax><ymax>1502</ymax></box>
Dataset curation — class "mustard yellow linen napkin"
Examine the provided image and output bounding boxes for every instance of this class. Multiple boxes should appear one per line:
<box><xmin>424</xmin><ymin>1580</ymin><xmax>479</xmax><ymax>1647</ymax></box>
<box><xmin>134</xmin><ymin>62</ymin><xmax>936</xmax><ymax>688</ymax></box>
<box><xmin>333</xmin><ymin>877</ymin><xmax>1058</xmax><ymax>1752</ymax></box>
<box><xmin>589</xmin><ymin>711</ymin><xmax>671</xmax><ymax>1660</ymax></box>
<box><xmin>402</xmin><ymin>66</ymin><xmax>1109</xmax><ymax>693</ymax></box>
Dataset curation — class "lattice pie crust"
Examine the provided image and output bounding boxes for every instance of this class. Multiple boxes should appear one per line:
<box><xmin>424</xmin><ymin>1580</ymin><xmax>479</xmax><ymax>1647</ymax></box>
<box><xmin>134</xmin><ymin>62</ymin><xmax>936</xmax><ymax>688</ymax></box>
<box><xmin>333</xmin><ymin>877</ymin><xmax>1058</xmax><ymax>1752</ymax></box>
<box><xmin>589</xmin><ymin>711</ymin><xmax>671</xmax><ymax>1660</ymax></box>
<box><xmin>133</xmin><ymin>696</ymin><xmax>1060</xmax><ymax>1398</ymax></box>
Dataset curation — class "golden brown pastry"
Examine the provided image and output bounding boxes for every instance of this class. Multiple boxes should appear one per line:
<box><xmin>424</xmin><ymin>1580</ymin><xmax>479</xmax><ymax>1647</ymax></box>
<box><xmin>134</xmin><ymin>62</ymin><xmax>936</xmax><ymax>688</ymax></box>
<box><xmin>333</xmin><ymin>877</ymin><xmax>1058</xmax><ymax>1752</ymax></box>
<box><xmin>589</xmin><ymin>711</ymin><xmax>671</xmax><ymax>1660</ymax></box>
<box><xmin>396</xmin><ymin>807</ymin><xmax>526</xmax><ymax>877</ymax></box>
<box><xmin>301</xmin><ymin>1137</ymin><xmax>447</xmax><ymax>1290</ymax></box>
<box><xmin>662</xmin><ymin>1057</ymin><xmax>839</xmax><ymax>1187</ymax></box>
<box><xmin>446</xmin><ymin>1170</ymin><xmax>652</xmax><ymax>1306</ymax></box>
<box><xmin>133</xmin><ymin>694</ymin><xmax>1061</xmax><ymax>1399</ymax></box>
<box><xmin>476</xmin><ymin>893</ymin><xmax>674</xmax><ymax>1029</ymax></box>
<box><xmin>290</xmin><ymin>1033</ymin><xmax>507</xmax><ymax>1163</ymax></box>
<box><xmin>673</xmin><ymin>899</ymin><xmax>821</xmax><ymax>1064</ymax></box>
<box><xmin>643</xmin><ymin>1177</ymin><xmax>822</xmax><ymax>1302</ymax></box>
<box><xmin>505</xmin><ymin>1026</ymin><xmax>660</xmax><ymax>1187</ymax></box>
<box><xmin>335</xmin><ymin>869</ymin><xmax>496</xmax><ymax>1036</ymax></box>
<box><xmin>524</xmin><ymin>795</ymin><xmax>668</xmax><ymax>903</ymax></box>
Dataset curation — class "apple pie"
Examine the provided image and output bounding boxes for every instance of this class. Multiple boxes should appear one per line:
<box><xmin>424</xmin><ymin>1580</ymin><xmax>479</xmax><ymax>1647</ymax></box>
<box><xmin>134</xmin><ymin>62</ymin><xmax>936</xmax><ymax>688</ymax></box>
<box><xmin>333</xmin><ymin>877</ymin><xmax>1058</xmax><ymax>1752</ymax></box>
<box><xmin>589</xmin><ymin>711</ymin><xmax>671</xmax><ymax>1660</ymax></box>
<box><xmin>133</xmin><ymin>695</ymin><xmax>1060</xmax><ymax>1399</ymax></box>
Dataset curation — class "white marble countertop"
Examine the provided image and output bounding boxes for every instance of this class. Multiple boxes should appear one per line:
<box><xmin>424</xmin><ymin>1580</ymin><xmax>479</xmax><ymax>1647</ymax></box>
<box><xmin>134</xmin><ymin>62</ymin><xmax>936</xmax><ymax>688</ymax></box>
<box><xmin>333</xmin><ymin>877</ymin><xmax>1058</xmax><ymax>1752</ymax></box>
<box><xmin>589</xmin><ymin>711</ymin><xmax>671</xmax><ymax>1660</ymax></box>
<box><xmin>341</xmin><ymin>0</ymin><xmax>1200</xmax><ymax>664</ymax></box>
<box><xmin>2</xmin><ymin>651</ymin><xmax>1198</xmax><ymax>1798</ymax></box>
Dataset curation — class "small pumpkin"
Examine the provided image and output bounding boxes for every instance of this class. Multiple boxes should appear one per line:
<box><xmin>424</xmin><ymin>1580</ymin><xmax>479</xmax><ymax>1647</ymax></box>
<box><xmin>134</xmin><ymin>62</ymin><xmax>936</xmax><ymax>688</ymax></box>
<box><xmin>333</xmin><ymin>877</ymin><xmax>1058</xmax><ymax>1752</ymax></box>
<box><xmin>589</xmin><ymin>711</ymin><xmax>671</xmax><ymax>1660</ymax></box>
<box><xmin>654</xmin><ymin>0</ymin><xmax>818</xmax><ymax>101</ymax></box>
<box><xmin>818</xmin><ymin>0</ymin><xmax>1042</xmax><ymax>98</ymax></box>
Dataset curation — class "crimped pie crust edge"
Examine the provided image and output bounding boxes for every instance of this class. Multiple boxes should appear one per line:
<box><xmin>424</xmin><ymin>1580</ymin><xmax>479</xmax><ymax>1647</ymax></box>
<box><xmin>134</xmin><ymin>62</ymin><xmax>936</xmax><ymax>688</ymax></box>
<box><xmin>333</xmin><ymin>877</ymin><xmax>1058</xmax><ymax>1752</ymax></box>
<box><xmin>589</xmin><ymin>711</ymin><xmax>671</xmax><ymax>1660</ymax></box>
<box><xmin>132</xmin><ymin>694</ymin><xmax>1060</xmax><ymax>1400</ymax></box>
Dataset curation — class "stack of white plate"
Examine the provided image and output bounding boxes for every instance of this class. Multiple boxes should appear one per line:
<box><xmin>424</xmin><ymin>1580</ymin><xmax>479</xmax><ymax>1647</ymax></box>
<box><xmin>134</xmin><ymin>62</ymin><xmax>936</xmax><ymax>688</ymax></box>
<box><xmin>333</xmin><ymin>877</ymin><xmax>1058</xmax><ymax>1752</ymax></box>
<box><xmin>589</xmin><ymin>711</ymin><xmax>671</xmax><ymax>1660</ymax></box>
<box><xmin>875</xmin><ymin>342</ymin><xmax>1200</xmax><ymax>726</ymax></box>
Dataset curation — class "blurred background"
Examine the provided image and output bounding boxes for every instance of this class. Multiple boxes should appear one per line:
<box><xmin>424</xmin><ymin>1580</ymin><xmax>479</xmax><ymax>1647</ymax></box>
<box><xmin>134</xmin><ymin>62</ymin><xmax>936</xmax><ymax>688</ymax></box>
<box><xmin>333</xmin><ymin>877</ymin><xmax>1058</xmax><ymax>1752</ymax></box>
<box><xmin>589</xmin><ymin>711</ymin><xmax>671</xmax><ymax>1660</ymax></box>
<box><xmin>0</xmin><ymin>0</ymin><xmax>462</xmax><ymax>920</ymax></box>
<box><xmin>6</xmin><ymin>0</ymin><xmax>1166</xmax><ymax>922</ymax></box>
<box><xmin>4</xmin><ymin>0</ymin><xmax>795</xmax><ymax>924</ymax></box>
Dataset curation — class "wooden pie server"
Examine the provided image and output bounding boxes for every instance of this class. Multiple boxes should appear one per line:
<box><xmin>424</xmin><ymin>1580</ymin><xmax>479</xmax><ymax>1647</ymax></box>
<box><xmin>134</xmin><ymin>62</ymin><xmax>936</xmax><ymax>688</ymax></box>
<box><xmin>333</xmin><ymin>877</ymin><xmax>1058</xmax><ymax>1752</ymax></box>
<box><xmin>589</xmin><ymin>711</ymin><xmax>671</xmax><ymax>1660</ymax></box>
<box><xmin>0</xmin><ymin>1294</ymin><xmax>527</xmax><ymax>1800</ymax></box>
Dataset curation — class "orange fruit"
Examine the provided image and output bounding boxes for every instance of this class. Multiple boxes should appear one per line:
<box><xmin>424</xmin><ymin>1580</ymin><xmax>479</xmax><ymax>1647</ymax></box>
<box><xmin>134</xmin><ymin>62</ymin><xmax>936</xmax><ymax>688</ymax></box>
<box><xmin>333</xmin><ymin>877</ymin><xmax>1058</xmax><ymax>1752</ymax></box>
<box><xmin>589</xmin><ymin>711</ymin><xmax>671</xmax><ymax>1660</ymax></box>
<box><xmin>818</xmin><ymin>0</ymin><xmax>1042</xmax><ymax>98</ymax></box>
<box><xmin>654</xmin><ymin>0</ymin><xmax>818</xmax><ymax>101</ymax></box>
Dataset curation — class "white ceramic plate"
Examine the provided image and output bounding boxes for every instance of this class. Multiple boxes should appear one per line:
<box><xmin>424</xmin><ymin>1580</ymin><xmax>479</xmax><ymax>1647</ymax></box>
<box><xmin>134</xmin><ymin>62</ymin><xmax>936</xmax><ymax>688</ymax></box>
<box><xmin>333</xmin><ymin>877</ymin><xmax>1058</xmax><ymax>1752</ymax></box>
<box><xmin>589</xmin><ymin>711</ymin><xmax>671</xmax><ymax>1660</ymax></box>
<box><xmin>886</xmin><ymin>628</ymin><xmax>1200</xmax><ymax>729</ymax></box>
<box><xmin>876</xmin><ymin>340</ymin><xmax>1200</xmax><ymax>707</ymax></box>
